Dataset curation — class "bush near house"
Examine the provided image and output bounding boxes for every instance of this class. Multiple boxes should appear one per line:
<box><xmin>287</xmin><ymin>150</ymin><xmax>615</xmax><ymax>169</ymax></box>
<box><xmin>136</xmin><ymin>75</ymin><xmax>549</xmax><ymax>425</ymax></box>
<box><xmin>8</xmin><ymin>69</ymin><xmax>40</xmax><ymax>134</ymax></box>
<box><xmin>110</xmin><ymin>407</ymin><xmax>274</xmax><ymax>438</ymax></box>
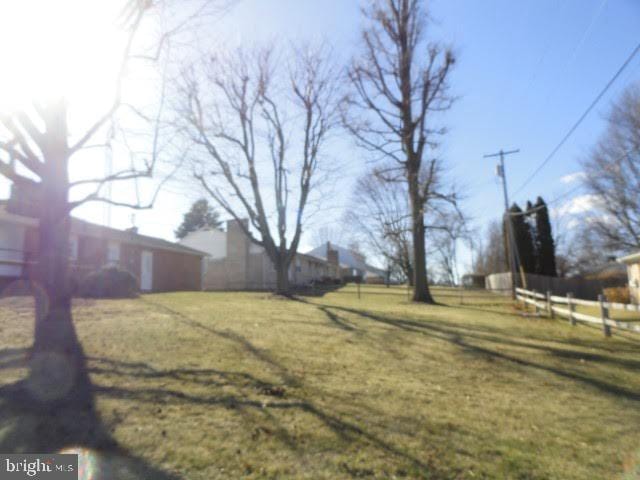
<box><xmin>77</xmin><ymin>266</ymin><xmax>139</xmax><ymax>299</ymax></box>
<box><xmin>604</xmin><ymin>286</ymin><xmax>631</xmax><ymax>304</ymax></box>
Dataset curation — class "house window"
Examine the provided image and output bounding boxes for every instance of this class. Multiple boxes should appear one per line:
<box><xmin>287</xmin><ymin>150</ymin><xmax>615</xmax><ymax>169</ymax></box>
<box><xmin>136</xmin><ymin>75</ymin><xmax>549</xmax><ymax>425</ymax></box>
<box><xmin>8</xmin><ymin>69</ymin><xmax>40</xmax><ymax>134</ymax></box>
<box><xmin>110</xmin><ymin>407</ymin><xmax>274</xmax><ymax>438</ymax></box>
<box><xmin>295</xmin><ymin>257</ymin><xmax>301</xmax><ymax>273</ymax></box>
<box><xmin>69</xmin><ymin>236</ymin><xmax>79</xmax><ymax>262</ymax></box>
<box><xmin>107</xmin><ymin>241</ymin><xmax>120</xmax><ymax>265</ymax></box>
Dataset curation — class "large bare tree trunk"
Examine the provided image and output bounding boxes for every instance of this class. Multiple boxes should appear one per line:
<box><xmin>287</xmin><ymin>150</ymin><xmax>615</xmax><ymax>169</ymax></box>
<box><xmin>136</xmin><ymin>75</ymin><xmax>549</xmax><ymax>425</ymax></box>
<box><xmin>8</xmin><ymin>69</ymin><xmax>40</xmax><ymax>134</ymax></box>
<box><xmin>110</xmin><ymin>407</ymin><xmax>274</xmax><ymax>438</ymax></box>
<box><xmin>411</xmin><ymin>194</ymin><xmax>434</xmax><ymax>303</ymax></box>
<box><xmin>34</xmin><ymin>208</ymin><xmax>73</xmax><ymax>351</ymax></box>
<box><xmin>27</xmin><ymin>105</ymin><xmax>90</xmax><ymax>405</ymax></box>
<box><xmin>275</xmin><ymin>260</ymin><xmax>291</xmax><ymax>296</ymax></box>
<box><xmin>344</xmin><ymin>0</ymin><xmax>455</xmax><ymax>304</ymax></box>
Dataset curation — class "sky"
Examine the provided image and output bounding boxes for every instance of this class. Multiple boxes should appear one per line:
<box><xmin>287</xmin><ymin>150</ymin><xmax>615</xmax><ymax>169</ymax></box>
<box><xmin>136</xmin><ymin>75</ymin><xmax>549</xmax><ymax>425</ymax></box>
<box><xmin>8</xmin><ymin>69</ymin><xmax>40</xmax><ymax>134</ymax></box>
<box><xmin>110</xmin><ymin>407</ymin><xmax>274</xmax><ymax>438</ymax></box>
<box><xmin>2</xmin><ymin>0</ymin><xmax>640</xmax><ymax>275</ymax></box>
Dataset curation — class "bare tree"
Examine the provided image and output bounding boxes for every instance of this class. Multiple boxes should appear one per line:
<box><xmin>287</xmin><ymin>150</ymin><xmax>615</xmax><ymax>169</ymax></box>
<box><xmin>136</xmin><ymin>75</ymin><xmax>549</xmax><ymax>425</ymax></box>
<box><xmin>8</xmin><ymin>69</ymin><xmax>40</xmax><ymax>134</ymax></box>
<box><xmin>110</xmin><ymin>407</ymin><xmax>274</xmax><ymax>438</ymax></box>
<box><xmin>312</xmin><ymin>226</ymin><xmax>345</xmax><ymax>249</ymax></box>
<box><xmin>555</xmin><ymin>228</ymin><xmax>609</xmax><ymax>278</ymax></box>
<box><xmin>428</xmin><ymin>209</ymin><xmax>469</xmax><ymax>286</ymax></box>
<box><xmin>344</xmin><ymin>0</ymin><xmax>456</xmax><ymax>303</ymax></box>
<box><xmin>344</xmin><ymin>169</ymin><xmax>414</xmax><ymax>284</ymax></box>
<box><xmin>0</xmin><ymin>0</ymin><xmax>217</xmax><ymax>409</ymax></box>
<box><xmin>581</xmin><ymin>83</ymin><xmax>640</xmax><ymax>252</ymax></box>
<box><xmin>473</xmin><ymin>220</ymin><xmax>508</xmax><ymax>276</ymax></box>
<box><xmin>177</xmin><ymin>46</ymin><xmax>340</xmax><ymax>295</ymax></box>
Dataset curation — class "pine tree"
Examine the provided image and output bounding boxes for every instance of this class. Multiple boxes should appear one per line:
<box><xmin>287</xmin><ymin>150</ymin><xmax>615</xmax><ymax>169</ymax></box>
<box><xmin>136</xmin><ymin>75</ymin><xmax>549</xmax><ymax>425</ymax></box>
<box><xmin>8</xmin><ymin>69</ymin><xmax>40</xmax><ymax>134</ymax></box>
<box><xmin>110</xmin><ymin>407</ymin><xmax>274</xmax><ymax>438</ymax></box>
<box><xmin>509</xmin><ymin>203</ymin><xmax>536</xmax><ymax>274</ymax></box>
<box><xmin>533</xmin><ymin>197</ymin><xmax>557</xmax><ymax>277</ymax></box>
<box><xmin>526</xmin><ymin>200</ymin><xmax>540</xmax><ymax>274</ymax></box>
<box><xmin>175</xmin><ymin>199</ymin><xmax>223</xmax><ymax>239</ymax></box>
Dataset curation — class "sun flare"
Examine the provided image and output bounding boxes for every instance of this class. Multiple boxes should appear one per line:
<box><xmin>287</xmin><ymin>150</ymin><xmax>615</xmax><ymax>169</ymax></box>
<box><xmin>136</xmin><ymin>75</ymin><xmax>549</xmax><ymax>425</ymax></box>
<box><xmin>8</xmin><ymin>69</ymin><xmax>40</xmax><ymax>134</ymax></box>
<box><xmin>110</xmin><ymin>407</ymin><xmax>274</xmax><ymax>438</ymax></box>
<box><xmin>0</xmin><ymin>1</ymin><xmax>127</xmax><ymax>113</ymax></box>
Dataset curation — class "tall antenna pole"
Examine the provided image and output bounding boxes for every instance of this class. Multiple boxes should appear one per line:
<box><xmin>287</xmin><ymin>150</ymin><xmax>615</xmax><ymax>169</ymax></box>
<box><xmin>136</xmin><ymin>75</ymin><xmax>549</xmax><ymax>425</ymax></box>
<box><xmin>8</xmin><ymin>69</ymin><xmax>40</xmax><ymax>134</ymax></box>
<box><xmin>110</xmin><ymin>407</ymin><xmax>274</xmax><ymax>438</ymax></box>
<box><xmin>484</xmin><ymin>149</ymin><xmax>520</xmax><ymax>298</ymax></box>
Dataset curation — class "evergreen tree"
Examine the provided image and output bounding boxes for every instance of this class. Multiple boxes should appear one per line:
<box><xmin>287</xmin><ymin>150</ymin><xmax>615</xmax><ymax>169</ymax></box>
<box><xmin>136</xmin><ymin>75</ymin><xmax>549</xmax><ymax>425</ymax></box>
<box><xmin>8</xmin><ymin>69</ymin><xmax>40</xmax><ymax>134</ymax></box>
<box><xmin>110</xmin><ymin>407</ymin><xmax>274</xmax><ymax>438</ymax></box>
<box><xmin>175</xmin><ymin>199</ymin><xmax>223</xmax><ymax>239</ymax></box>
<box><xmin>526</xmin><ymin>200</ymin><xmax>540</xmax><ymax>274</ymax></box>
<box><xmin>533</xmin><ymin>197</ymin><xmax>557</xmax><ymax>276</ymax></box>
<box><xmin>509</xmin><ymin>203</ymin><xmax>536</xmax><ymax>274</ymax></box>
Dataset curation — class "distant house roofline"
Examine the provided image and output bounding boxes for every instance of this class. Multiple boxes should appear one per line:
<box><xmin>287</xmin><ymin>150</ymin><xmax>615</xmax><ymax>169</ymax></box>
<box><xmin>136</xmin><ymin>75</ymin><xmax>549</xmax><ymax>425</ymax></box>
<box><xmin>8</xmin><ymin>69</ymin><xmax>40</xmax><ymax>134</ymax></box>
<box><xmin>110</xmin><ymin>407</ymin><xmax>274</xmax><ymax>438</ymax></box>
<box><xmin>296</xmin><ymin>252</ymin><xmax>330</xmax><ymax>265</ymax></box>
<box><xmin>618</xmin><ymin>251</ymin><xmax>640</xmax><ymax>265</ymax></box>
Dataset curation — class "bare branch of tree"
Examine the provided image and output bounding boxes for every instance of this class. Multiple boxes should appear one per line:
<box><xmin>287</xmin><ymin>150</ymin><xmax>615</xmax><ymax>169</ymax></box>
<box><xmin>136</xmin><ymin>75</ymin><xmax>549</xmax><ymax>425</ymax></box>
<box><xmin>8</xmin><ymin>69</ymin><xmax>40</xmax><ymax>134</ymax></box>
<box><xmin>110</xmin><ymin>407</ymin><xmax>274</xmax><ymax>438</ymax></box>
<box><xmin>581</xmin><ymin>83</ymin><xmax>640</xmax><ymax>252</ymax></box>
<box><xmin>176</xmin><ymin>44</ymin><xmax>340</xmax><ymax>293</ymax></box>
<box><xmin>345</xmin><ymin>0</ymin><xmax>456</xmax><ymax>302</ymax></box>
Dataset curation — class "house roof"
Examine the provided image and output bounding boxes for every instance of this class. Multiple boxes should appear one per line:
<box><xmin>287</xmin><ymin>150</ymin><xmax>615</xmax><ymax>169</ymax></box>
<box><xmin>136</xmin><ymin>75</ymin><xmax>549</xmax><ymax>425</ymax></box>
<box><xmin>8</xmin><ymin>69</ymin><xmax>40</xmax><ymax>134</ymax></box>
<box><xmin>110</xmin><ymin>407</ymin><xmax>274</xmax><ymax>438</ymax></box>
<box><xmin>305</xmin><ymin>243</ymin><xmax>386</xmax><ymax>277</ymax></box>
<box><xmin>618</xmin><ymin>251</ymin><xmax>640</xmax><ymax>265</ymax></box>
<box><xmin>581</xmin><ymin>260</ymin><xmax>628</xmax><ymax>279</ymax></box>
<box><xmin>0</xmin><ymin>203</ymin><xmax>207</xmax><ymax>257</ymax></box>
<box><xmin>297</xmin><ymin>252</ymin><xmax>330</xmax><ymax>265</ymax></box>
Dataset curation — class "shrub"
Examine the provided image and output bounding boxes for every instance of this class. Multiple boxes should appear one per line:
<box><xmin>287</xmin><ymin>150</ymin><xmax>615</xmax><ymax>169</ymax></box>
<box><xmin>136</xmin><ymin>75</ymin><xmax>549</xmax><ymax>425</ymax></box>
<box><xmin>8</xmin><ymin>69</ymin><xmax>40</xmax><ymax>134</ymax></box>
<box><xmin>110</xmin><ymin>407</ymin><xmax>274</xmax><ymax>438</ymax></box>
<box><xmin>603</xmin><ymin>286</ymin><xmax>630</xmax><ymax>304</ymax></box>
<box><xmin>78</xmin><ymin>266</ymin><xmax>139</xmax><ymax>299</ymax></box>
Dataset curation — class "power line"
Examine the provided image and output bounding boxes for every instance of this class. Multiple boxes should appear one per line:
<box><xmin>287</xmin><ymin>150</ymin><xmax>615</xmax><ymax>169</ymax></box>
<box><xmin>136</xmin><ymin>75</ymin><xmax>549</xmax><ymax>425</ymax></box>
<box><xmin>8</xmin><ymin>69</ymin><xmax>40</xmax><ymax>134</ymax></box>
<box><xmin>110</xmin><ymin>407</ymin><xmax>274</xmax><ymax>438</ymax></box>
<box><xmin>561</xmin><ymin>0</ymin><xmax>609</xmax><ymax>74</ymax></box>
<box><xmin>540</xmin><ymin>0</ymin><xmax>609</xmax><ymax>109</ymax></box>
<box><xmin>547</xmin><ymin>182</ymin><xmax>584</xmax><ymax>207</ymax></box>
<box><xmin>507</xmin><ymin>183</ymin><xmax>584</xmax><ymax>218</ymax></box>
<box><xmin>513</xmin><ymin>147</ymin><xmax>640</xmax><ymax>219</ymax></box>
<box><xmin>517</xmin><ymin>0</ymin><xmax>571</xmax><ymax>101</ymax></box>
<box><xmin>513</xmin><ymin>40</ymin><xmax>640</xmax><ymax>197</ymax></box>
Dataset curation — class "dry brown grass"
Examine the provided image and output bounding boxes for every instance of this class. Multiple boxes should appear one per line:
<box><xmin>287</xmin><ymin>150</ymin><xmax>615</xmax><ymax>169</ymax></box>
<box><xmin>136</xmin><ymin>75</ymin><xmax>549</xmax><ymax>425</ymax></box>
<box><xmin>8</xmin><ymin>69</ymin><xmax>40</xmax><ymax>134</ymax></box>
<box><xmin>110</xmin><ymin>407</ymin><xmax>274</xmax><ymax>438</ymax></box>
<box><xmin>0</xmin><ymin>285</ymin><xmax>639</xmax><ymax>479</ymax></box>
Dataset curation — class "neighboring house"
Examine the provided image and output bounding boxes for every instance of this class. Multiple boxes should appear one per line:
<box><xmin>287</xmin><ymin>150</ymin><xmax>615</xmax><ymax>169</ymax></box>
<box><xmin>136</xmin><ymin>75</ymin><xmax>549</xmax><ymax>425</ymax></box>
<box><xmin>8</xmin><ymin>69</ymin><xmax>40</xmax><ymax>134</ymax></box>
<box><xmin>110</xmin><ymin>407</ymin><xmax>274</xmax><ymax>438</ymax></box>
<box><xmin>181</xmin><ymin>220</ymin><xmax>340</xmax><ymax>290</ymax></box>
<box><xmin>581</xmin><ymin>259</ymin><xmax>628</xmax><ymax>282</ymax></box>
<box><xmin>306</xmin><ymin>242</ymin><xmax>387</xmax><ymax>284</ymax></box>
<box><xmin>0</xmin><ymin>202</ymin><xmax>206</xmax><ymax>293</ymax></box>
<box><xmin>618</xmin><ymin>251</ymin><xmax>640</xmax><ymax>303</ymax></box>
<box><xmin>178</xmin><ymin>228</ymin><xmax>227</xmax><ymax>260</ymax></box>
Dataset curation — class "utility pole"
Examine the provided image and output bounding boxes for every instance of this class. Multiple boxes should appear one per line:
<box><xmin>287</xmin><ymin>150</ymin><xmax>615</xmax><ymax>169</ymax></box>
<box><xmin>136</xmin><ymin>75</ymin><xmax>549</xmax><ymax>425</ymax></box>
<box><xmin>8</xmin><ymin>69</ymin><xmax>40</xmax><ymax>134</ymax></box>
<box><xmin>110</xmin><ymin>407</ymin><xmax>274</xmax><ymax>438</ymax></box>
<box><xmin>483</xmin><ymin>149</ymin><xmax>520</xmax><ymax>298</ymax></box>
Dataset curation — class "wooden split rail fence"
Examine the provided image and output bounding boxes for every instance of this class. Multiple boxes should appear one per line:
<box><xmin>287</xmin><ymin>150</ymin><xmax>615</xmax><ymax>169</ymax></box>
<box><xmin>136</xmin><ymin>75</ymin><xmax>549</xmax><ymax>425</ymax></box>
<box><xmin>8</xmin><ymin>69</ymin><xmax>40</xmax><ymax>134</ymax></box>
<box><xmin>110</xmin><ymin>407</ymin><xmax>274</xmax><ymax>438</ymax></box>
<box><xmin>515</xmin><ymin>287</ymin><xmax>640</xmax><ymax>337</ymax></box>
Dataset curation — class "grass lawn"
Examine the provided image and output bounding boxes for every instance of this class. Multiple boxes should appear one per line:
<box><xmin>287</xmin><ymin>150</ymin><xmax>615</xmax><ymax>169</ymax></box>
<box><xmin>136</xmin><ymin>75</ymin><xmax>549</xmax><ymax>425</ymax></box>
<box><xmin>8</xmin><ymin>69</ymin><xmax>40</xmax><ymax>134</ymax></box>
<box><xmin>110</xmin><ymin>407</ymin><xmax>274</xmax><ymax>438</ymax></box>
<box><xmin>1</xmin><ymin>285</ymin><xmax>640</xmax><ymax>479</ymax></box>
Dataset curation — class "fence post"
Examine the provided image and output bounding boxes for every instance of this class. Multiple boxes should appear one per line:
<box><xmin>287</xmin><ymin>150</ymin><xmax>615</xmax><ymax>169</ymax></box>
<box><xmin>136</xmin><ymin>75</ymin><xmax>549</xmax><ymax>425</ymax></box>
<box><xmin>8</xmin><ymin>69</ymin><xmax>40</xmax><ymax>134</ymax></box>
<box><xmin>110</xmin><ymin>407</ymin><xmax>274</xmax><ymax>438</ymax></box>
<box><xmin>517</xmin><ymin>289</ymin><xmax>524</xmax><ymax>310</ymax></box>
<box><xmin>567</xmin><ymin>293</ymin><xmax>576</xmax><ymax>326</ymax></box>
<box><xmin>547</xmin><ymin>291</ymin><xmax>554</xmax><ymax>319</ymax></box>
<box><xmin>533</xmin><ymin>290</ymin><xmax>540</xmax><ymax>315</ymax></box>
<box><xmin>598</xmin><ymin>294</ymin><xmax>611</xmax><ymax>337</ymax></box>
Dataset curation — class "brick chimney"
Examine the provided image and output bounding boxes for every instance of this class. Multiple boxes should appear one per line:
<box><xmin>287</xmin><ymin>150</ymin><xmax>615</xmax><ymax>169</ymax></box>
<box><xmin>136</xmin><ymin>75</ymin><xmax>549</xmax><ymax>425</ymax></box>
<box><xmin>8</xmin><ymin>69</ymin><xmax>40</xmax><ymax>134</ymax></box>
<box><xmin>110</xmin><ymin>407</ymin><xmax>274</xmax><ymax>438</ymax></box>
<box><xmin>326</xmin><ymin>241</ymin><xmax>339</xmax><ymax>279</ymax></box>
<box><xmin>226</xmin><ymin>219</ymin><xmax>250</xmax><ymax>288</ymax></box>
<box><xmin>326</xmin><ymin>241</ymin><xmax>338</xmax><ymax>266</ymax></box>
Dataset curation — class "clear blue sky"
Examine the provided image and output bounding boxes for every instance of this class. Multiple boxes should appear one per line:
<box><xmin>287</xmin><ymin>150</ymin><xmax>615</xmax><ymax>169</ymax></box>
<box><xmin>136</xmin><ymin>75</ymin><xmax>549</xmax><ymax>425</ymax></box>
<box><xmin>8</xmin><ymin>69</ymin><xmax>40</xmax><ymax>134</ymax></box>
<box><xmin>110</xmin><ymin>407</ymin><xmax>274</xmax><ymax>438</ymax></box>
<box><xmin>192</xmin><ymin>0</ymin><xmax>640</xmax><ymax>271</ymax></box>
<box><xmin>5</xmin><ymin>0</ymin><xmax>639</xmax><ymax>273</ymax></box>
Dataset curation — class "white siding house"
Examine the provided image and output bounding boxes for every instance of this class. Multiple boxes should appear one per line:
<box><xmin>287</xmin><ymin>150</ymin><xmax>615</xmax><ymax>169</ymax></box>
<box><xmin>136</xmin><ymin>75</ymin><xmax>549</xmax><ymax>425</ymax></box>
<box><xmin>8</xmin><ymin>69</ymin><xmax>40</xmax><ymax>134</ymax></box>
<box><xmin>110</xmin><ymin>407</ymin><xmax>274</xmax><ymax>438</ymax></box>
<box><xmin>178</xmin><ymin>228</ymin><xmax>227</xmax><ymax>260</ymax></box>
<box><xmin>180</xmin><ymin>220</ymin><xmax>339</xmax><ymax>290</ymax></box>
<box><xmin>619</xmin><ymin>252</ymin><xmax>640</xmax><ymax>304</ymax></box>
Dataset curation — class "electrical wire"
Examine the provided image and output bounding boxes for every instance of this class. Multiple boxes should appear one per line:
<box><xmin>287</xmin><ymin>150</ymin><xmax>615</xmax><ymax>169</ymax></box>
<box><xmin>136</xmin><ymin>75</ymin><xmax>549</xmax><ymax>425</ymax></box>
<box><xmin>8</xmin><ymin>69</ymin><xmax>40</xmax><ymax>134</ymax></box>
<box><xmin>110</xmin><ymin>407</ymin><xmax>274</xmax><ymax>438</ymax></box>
<box><xmin>513</xmin><ymin>40</ymin><xmax>640</xmax><ymax>196</ymax></box>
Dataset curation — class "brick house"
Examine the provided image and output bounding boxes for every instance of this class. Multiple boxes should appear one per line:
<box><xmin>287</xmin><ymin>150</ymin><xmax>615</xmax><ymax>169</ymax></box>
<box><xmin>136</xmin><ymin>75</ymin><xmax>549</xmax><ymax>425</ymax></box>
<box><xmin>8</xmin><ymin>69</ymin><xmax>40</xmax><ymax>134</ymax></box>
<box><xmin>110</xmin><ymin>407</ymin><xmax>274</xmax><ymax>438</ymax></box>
<box><xmin>180</xmin><ymin>219</ymin><xmax>340</xmax><ymax>290</ymax></box>
<box><xmin>0</xmin><ymin>202</ymin><xmax>206</xmax><ymax>293</ymax></box>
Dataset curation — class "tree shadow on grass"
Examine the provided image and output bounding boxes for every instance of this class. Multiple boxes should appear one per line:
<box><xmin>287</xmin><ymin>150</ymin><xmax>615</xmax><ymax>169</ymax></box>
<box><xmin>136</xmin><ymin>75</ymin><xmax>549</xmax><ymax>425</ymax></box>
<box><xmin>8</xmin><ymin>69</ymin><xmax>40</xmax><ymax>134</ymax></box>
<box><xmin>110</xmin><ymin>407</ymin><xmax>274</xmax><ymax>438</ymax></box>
<box><xmin>0</xmin><ymin>298</ymin><xmax>182</xmax><ymax>480</ymax></box>
<box><xmin>307</xmin><ymin>303</ymin><xmax>640</xmax><ymax>403</ymax></box>
<box><xmin>86</xmin><ymin>355</ymin><xmax>442</xmax><ymax>478</ymax></box>
<box><xmin>312</xmin><ymin>299</ymin><xmax>640</xmax><ymax>368</ymax></box>
<box><xmin>140</xmin><ymin>299</ymin><xmax>444</xmax><ymax>478</ymax></box>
